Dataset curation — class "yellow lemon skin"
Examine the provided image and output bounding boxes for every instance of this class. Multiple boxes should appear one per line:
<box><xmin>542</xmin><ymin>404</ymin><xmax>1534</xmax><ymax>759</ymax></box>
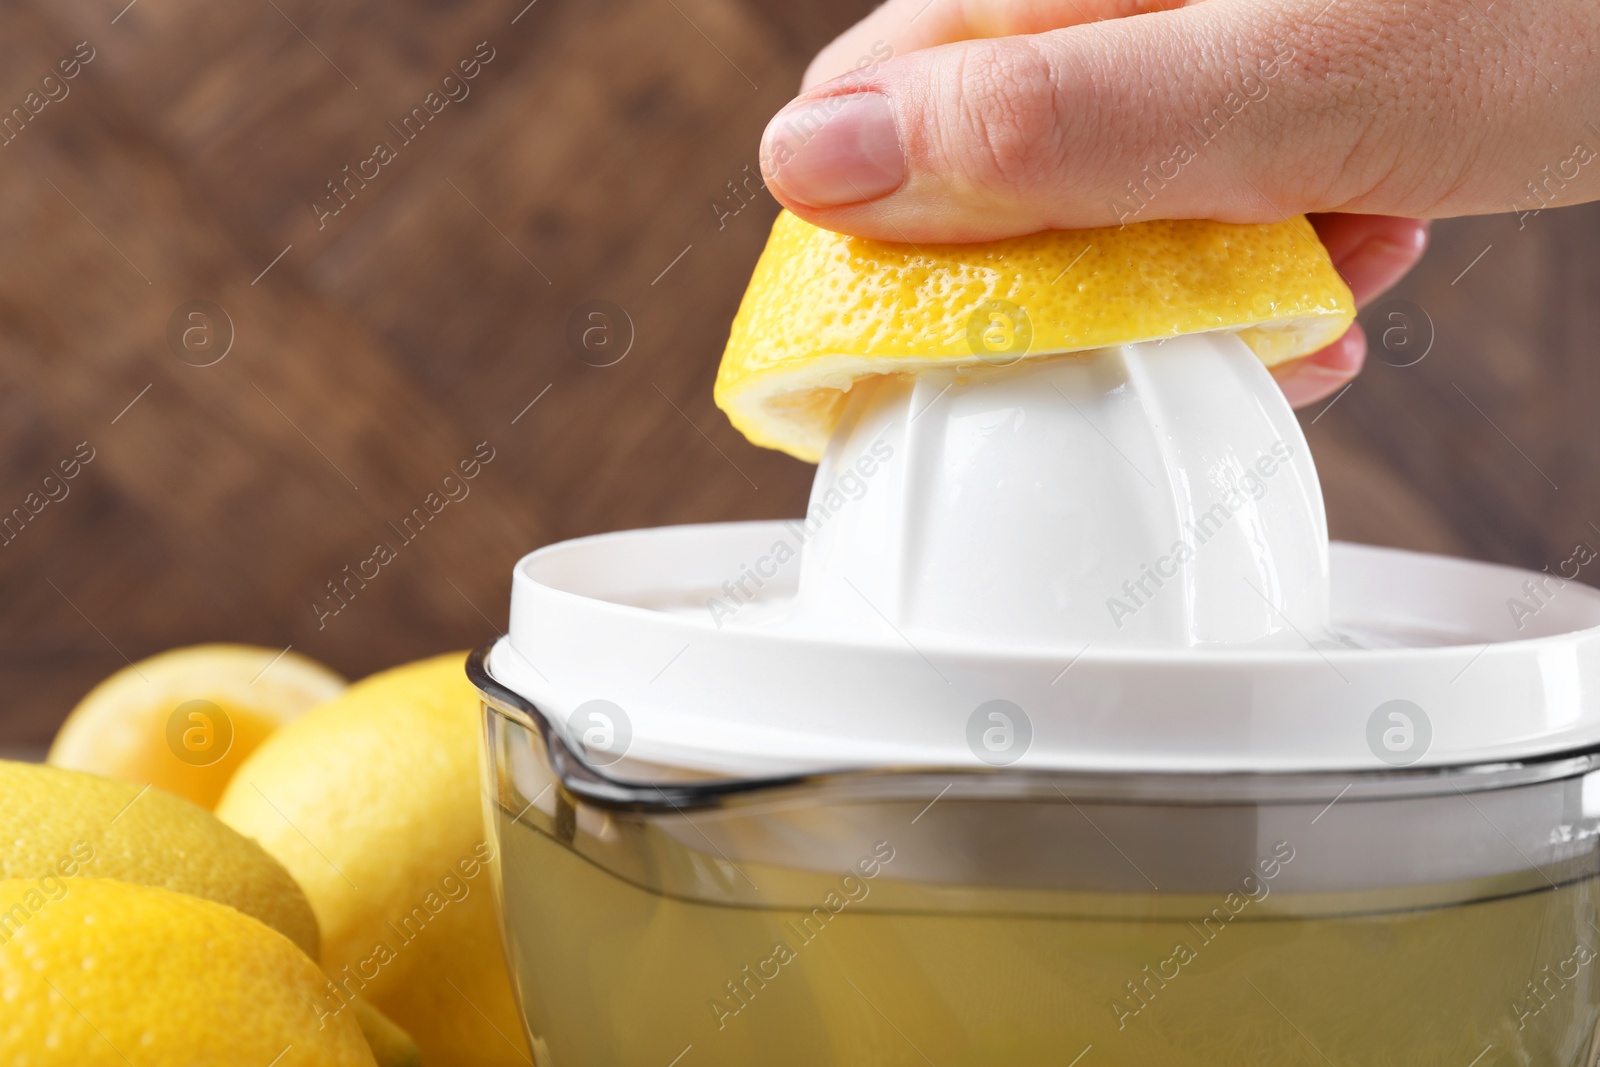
<box><xmin>0</xmin><ymin>878</ymin><xmax>376</xmax><ymax>1067</ymax></box>
<box><xmin>216</xmin><ymin>653</ymin><xmax>531</xmax><ymax>1067</ymax></box>
<box><xmin>0</xmin><ymin>759</ymin><xmax>319</xmax><ymax>958</ymax></box>
<box><xmin>49</xmin><ymin>643</ymin><xmax>347</xmax><ymax>810</ymax></box>
<box><xmin>354</xmin><ymin>1001</ymin><xmax>425</xmax><ymax>1067</ymax></box>
<box><xmin>715</xmin><ymin>210</ymin><xmax>1356</xmax><ymax>462</ymax></box>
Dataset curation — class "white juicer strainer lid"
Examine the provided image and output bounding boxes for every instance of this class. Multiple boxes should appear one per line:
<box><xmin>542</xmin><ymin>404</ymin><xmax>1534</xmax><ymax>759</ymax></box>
<box><xmin>489</xmin><ymin>334</ymin><xmax>1600</xmax><ymax>775</ymax></box>
<box><xmin>489</xmin><ymin>527</ymin><xmax>1600</xmax><ymax>775</ymax></box>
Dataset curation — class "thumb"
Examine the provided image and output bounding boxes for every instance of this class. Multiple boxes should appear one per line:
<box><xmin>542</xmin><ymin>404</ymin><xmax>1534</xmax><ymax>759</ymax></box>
<box><xmin>758</xmin><ymin>0</ymin><xmax>1564</xmax><ymax>241</ymax></box>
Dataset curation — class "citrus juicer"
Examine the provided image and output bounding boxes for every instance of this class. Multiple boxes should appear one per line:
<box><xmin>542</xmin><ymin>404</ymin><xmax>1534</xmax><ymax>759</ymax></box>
<box><xmin>473</xmin><ymin>216</ymin><xmax>1600</xmax><ymax>1065</ymax></box>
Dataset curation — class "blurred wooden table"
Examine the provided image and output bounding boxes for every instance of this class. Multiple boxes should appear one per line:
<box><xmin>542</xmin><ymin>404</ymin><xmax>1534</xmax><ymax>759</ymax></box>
<box><xmin>0</xmin><ymin>0</ymin><xmax>1595</xmax><ymax>751</ymax></box>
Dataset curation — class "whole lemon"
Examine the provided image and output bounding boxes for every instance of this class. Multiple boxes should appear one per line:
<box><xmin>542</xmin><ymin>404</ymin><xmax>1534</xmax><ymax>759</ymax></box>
<box><xmin>216</xmin><ymin>653</ymin><xmax>530</xmax><ymax>1066</ymax></box>
<box><xmin>355</xmin><ymin>1001</ymin><xmax>425</xmax><ymax>1067</ymax></box>
<box><xmin>49</xmin><ymin>643</ymin><xmax>346</xmax><ymax>809</ymax></box>
<box><xmin>0</xmin><ymin>878</ymin><xmax>375</xmax><ymax>1066</ymax></box>
<box><xmin>0</xmin><ymin>759</ymin><xmax>317</xmax><ymax>956</ymax></box>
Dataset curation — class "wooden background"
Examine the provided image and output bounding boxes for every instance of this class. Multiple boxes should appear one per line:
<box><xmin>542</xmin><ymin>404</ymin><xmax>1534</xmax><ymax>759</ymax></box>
<box><xmin>0</xmin><ymin>0</ymin><xmax>1594</xmax><ymax>755</ymax></box>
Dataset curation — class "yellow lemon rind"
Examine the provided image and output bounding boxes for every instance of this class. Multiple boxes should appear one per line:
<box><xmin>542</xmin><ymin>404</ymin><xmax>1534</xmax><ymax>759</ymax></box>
<box><xmin>714</xmin><ymin>211</ymin><xmax>1355</xmax><ymax>463</ymax></box>
<box><xmin>0</xmin><ymin>759</ymin><xmax>320</xmax><ymax>957</ymax></box>
<box><xmin>0</xmin><ymin>878</ymin><xmax>375</xmax><ymax>1066</ymax></box>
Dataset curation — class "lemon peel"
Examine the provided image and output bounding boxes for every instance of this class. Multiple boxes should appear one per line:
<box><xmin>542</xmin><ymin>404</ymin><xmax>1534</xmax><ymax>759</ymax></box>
<box><xmin>715</xmin><ymin>211</ymin><xmax>1355</xmax><ymax>462</ymax></box>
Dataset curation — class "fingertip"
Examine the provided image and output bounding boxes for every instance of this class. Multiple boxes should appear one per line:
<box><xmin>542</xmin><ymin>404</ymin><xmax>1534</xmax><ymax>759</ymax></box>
<box><xmin>1383</xmin><ymin>216</ymin><xmax>1431</xmax><ymax>256</ymax></box>
<box><xmin>760</xmin><ymin>93</ymin><xmax>906</xmax><ymax>212</ymax></box>
<box><xmin>1276</xmin><ymin>323</ymin><xmax>1367</xmax><ymax>409</ymax></box>
<box><xmin>1309</xmin><ymin>321</ymin><xmax>1368</xmax><ymax>374</ymax></box>
<box><xmin>1310</xmin><ymin>215</ymin><xmax>1431</xmax><ymax>306</ymax></box>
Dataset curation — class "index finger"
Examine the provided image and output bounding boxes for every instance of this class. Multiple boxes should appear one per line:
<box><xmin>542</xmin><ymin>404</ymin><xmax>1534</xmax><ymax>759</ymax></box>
<box><xmin>803</xmin><ymin>0</ymin><xmax>1195</xmax><ymax>88</ymax></box>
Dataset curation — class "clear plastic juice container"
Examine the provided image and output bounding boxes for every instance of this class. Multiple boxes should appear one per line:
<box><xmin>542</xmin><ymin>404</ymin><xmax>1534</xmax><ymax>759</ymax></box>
<box><xmin>472</xmin><ymin>338</ymin><xmax>1600</xmax><ymax>1064</ymax></box>
<box><xmin>477</xmin><ymin>647</ymin><xmax>1600</xmax><ymax>1066</ymax></box>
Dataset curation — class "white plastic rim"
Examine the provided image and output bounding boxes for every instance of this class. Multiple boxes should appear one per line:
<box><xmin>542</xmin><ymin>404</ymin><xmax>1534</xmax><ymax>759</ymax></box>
<box><xmin>490</xmin><ymin>520</ymin><xmax>1600</xmax><ymax>775</ymax></box>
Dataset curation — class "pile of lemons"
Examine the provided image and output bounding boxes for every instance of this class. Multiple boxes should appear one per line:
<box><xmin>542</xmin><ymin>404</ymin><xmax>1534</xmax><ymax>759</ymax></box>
<box><xmin>4</xmin><ymin>645</ymin><xmax>529</xmax><ymax>1067</ymax></box>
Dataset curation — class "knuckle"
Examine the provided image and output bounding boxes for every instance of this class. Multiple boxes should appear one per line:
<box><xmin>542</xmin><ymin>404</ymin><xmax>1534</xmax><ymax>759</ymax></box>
<box><xmin>939</xmin><ymin>39</ymin><xmax>1066</xmax><ymax>192</ymax></box>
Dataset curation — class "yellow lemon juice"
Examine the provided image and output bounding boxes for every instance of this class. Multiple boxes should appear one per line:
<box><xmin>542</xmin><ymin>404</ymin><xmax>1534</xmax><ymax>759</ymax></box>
<box><xmin>492</xmin><ymin>799</ymin><xmax>1600</xmax><ymax>1067</ymax></box>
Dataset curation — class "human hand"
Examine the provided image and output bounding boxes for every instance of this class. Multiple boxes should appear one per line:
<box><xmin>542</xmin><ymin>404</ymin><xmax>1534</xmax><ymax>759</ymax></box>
<box><xmin>760</xmin><ymin>0</ymin><xmax>1600</xmax><ymax>406</ymax></box>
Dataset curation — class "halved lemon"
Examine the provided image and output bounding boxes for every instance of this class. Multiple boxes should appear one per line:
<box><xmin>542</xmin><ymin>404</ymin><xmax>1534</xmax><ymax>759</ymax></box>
<box><xmin>715</xmin><ymin>211</ymin><xmax>1355</xmax><ymax>462</ymax></box>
